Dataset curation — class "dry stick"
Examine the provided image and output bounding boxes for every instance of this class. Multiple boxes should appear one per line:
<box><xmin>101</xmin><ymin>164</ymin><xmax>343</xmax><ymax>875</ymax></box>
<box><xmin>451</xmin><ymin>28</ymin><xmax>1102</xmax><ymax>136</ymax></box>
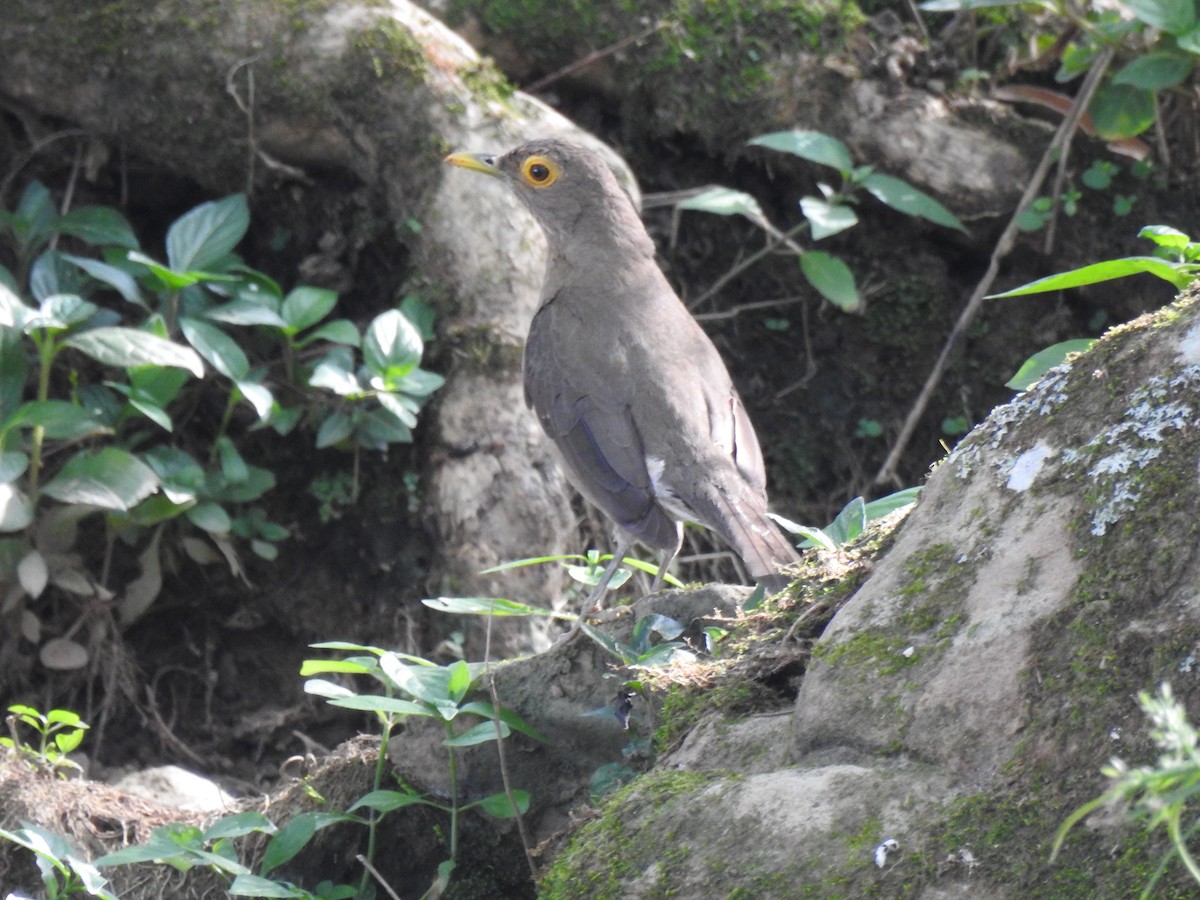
<box><xmin>872</xmin><ymin>46</ymin><xmax>1115</xmax><ymax>488</ymax></box>
<box><xmin>357</xmin><ymin>854</ymin><xmax>403</xmax><ymax>900</ymax></box>
<box><xmin>522</xmin><ymin>21</ymin><xmax>665</xmax><ymax>94</ymax></box>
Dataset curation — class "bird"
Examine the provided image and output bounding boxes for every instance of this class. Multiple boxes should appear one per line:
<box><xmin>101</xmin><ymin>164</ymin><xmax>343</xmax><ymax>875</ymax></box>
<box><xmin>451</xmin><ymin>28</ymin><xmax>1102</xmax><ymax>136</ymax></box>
<box><xmin>444</xmin><ymin>138</ymin><xmax>798</xmax><ymax>603</ymax></box>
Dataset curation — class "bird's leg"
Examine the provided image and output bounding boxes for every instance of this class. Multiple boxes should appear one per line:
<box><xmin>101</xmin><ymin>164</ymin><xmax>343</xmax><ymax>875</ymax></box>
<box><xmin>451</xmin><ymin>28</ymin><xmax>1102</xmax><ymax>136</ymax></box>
<box><xmin>584</xmin><ymin>535</ymin><xmax>635</xmax><ymax>612</ymax></box>
<box><xmin>648</xmin><ymin>522</ymin><xmax>684</xmax><ymax>593</ymax></box>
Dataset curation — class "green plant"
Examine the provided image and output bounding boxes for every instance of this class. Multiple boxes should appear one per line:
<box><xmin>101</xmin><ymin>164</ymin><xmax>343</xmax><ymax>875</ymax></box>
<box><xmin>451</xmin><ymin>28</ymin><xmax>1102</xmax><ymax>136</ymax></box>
<box><xmin>679</xmin><ymin>130</ymin><xmax>966</xmax><ymax>312</ymax></box>
<box><xmin>0</xmin><ymin>183</ymin><xmax>442</xmax><ymax>671</ymax></box>
<box><xmin>1053</xmin><ymin>682</ymin><xmax>1200</xmax><ymax>897</ymax></box>
<box><xmin>0</xmin><ymin>822</ymin><xmax>118</xmax><ymax>900</ymax></box>
<box><xmin>301</xmin><ymin>642</ymin><xmax>542</xmax><ymax>897</ymax></box>
<box><xmin>1</xmin><ymin>703</ymin><xmax>88</xmax><ymax>776</ymax></box>
<box><xmin>771</xmin><ymin>487</ymin><xmax>921</xmax><ymax>552</ymax></box>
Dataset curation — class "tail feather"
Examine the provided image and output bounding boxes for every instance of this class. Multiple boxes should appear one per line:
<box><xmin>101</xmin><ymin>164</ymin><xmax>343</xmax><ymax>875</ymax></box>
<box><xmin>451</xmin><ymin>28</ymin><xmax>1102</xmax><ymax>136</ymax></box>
<box><xmin>693</xmin><ymin>481</ymin><xmax>799</xmax><ymax>591</ymax></box>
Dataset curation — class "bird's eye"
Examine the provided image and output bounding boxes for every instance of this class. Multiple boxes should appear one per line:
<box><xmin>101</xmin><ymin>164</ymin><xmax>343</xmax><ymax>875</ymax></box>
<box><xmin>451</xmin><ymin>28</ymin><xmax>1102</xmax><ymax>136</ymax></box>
<box><xmin>520</xmin><ymin>155</ymin><xmax>559</xmax><ymax>188</ymax></box>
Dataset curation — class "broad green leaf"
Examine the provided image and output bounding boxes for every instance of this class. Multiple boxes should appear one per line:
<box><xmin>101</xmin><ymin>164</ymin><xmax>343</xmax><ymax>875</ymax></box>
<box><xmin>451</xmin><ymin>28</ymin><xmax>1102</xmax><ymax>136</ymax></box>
<box><xmin>41</xmin><ymin>448</ymin><xmax>160</xmax><ymax>511</ymax></box>
<box><xmin>363</xmin><ymin>309</ymin><xmax>422</xmax><ymax>380</ymax></box>
<box><xmin>11</xmin><ymin>182</ymin><xmax>57</xmax><ymax>254</ymax></box>
<box><xmin>749</xmin><ymin>130</ymin><xmax>853</xmax><ymax>173</ymax></box>
<box><xmin>1122</xmin><ymin>0</ymin><xmax>1195</xmax><ymax>34</ymax></box>
<box><xmin>167</xmin><ymin>194</ymin><xmax>249</xmax><ymax>273</ymax></box>
<box><xmin>181</xmin><ymin>316</ymin><xmax>249</xmax><ymax>380</ymax></box>
<box><xmin>316</xmin><ymin>410</ymin><xmax>354</xmax><ymax>448</ymax></box>
<box><xmin>28</xmin><ymin>293</ymin><xmax>96</xmax><ymax>331</ymax></box>
<box><xmin>475</xmin><ymin>790</ymin><xmax>530</xmax><ymax>818</ymax></box>
<box><xmin>131</xmin><ymin>365</ymin><xmax>191</xmax><ymax>409</ymax></box>
<box><xmin>0</xmin><ymin>451</ymin><xmax>28</xmax><ymax>484</ymax></box>
<box><xmin>62</xmin><ymin>254</ymin><xmax>145</xmax><ymax>307</ymax></box>
<box><xmin>281</xmin><ymin>286</ymin><xmax>337</xmax><ymax>334</ymax></box>
<box><xmin>186</xmin><ymin>502</ymin><xmax>232</xmax><ymax>533</ymax></box>
<box><xmin>205</xmin><ymin>299</ymin><xmax>287</xmax><ymax>328</ymax></box>
<box><xmin>800</xmin><ymin>251</ymin><xmax>860</xmax><ymax>311</ymax></box>
<box><xmin>297</xmin><ymin>318</ymin><xmax>360</xmax><ymax>347</ymax></box>
<box><xmin>1180</xmin><ymin>25</ymin><xmax>1200</xmax><ymax>53</ymax></box>
<box><xmin>987</xmin><ymin>256</ymin><xmax>1194</xmax><ymax>296</ymax></box>
<box><xmin>677</xmin><ymin>187</ymin><xmax>765</xmax><ymax>223</ymax></box>
<box><xmin>355</xmin><ymin>406</ymin><xmax>412</xmax><ymax>448</ymax></box>
<box><xmin>1088</xmin><ymin>83</ymin><xmax>1156</xmax><ymax>140</ymax></box>
<box><xmin>204</xmin><ymin>811</ymin><xmax>277</xmax><ymax>841</ymax></box>
<box><xmin>309</xmin><ymin>349</ymin><xmax>362</xmax><ymax>396</ymax></box>
<box><xmin>825</xmin><ymin>497</ymin><xmax>867</xmax><ymax>547</ymax></box>
<box><xmin>860</xmin><ymin>173</ymin><xmax>967</xmax><ymax>232</ymax></box>
<box><xmin>421</xmin><ymin>596</ymin><xmax>554</xmax><ymax>617</ymax></box>
<box><xmin>326</xmin><ymin>694</ymin><xmax>431</xmax><ymax>716</ymax></box>
<box><xmin>1112</xmin><ymin>51</ymin><xmax>1193</xmax><ymax>90</ymax></box>
<box><xmin>1</xmin><ymin>400</ymin><xmax>107</xmax><ymax>440</ymax></box>
<box><xmin>1006</xmin><ymin>339</ymin><xmax>1095</xmax><ymax>390</ymax></box>
<box><xmin>0</xmin><ymin>323</ymin><xmax>29</xmax><ymax>421</ymax></box>
<box><xmin>127</xmin><ymin>250</ymin><xmax>201</xmax><ymax>289</ymax></box>
<box><xmin>376</xmin><ymin>391</ymin><xmax>418</xmax><ymax>428</ymax></box>
<box><xmin>767</xmin><ymin>511</ymin><xmax>837</xmax><ymax>552</ymax></box>
<box><xmin>443</xmin><ymin>719</ymin><xmax>510</xmax><ymax>747</ymax></box>
<box><xmin>258</xmin><ymin>813</ymin><xmax>318</xmax><ymax>877</ymax></box>
<box><xmin>56</xmin><ymin>206</ymin><xmax>138</xmax><ymax>249</ymax></box>
<box><xmin>347</xmin><ymin>790</ymin><xmax>427</xmax><ymax>813</ymax></box>
<box><xmin>125</xmin><ymin>493</ymin><xmax>191</xmax><ymax>526</ymax></box>
<box><xmin>65</xmin><ymin>327</ymin><xmax>205</xmax><ymax>377</ymax></box>
<box><xmin>1138</xmin><ymin>225</ymin><xmax>1190</xmax><ymax>249</ymax></box>
<box><xmin>0</xmin><ymin>483</ymin><xmax>33</xmax><ymax>531</ymax></box>
<box><xmin>799</xmin><ymin>196</ymin><xmax>857</xmax><ymax>240</ymax></box>
<box><xmin>447</xmin><ymin>659</ymin><xmax>471</xmax><ymax>704</ymax></box>
<box><xmin>397</xmin><ymin>367</ymin><xmax>444</xmax><ymax>398</ymax></box>
<box><xmin>236</xmin><ymin>380</ymin><xmax>274</xmax><ymax>421</ymax></box>
<box><xmin>457</xmin><ymin>700</ymin><xmax>550</xmax><ymax>743</ymax></box>
<box><xmin>0</xmin><ymin>284</ymin><xmax>34</xmax><ymax>330</ymax></box>
<box><xmin>400</xmin><ymin>294</ymin><xmax>436</xmax><ymax>340</ymax></box>
<box><xmin>228</xmin><ymin>874</ymin><xmax>306</xmax><ymax>897</ymax></box>
<box><xmin>864</xmin><ymin>487</ymin><xmax>921</xmax><ymax>520</ymax></box>
<box><xmin>919</xmin><ymin>0</ymin><xmax>1026</xmax><ymax>8</ymax></box>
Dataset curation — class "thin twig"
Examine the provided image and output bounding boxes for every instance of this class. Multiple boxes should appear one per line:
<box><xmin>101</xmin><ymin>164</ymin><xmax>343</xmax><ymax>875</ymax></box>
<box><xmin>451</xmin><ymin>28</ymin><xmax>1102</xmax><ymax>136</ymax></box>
<box><xmin>688</xmin><ymin>218</ymin><xmax>810</xmax><ymax>311</ymax></box>
<box><xmin>872</xmin><ymin>46</ymin><xmax>1115</xmax><ymax>487</ymax></box>
<box><xmin>523</xmin><ymin>21</ymin><xmax>665</xmax><ymax>94</ymax></box>
<box><xmin>692</xmin><ymin>295</ymin><xmax>804</xmax><ymax>322</ymax></box>
<box><xmin>357</xmin><ymin>854</ymin><xmax>403</xmax><ymax>900</ymax></box>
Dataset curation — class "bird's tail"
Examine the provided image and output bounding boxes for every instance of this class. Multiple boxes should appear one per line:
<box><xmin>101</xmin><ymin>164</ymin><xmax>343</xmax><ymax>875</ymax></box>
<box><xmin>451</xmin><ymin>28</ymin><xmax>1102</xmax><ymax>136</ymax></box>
<box><xmin>696</xmin><ymin>483</ymin><xmax>799</xmax><ymax>593</ymax></box>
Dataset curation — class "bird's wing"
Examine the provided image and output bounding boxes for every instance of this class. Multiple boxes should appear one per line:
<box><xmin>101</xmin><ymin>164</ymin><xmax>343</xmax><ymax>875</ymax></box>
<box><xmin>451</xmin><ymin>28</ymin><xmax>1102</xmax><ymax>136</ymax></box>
<box><xmin>523</xmin><ymin>300</ymin><xmax>680</xmax><ymax>551</ymax></box>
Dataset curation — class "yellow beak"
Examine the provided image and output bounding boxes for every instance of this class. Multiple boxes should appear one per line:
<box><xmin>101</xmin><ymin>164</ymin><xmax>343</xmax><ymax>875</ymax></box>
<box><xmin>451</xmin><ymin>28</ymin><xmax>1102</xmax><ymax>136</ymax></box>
<box><xmin>444</xmin><ymin>151</ymin><xmax>501</xmax><ymax>176</ymax></box>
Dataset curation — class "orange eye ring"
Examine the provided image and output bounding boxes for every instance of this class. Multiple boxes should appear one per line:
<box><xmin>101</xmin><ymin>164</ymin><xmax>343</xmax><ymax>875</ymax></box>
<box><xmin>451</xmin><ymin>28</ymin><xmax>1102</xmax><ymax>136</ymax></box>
<box><xmin>520</xmin><ymin>155</ymin><xmax>559</xmax><ymax>188</ymax></box>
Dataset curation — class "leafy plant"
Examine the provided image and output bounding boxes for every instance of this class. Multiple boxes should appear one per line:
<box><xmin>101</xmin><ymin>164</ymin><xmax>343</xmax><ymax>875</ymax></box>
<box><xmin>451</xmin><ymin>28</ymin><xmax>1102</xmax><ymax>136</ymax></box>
<box><xmin>1</xmin><ymin>703</ymin><xmax>88</xmax><ymax>776</ymax></box>
<box><xmin>301</xmin><ymin>642</ymin><xmax>541</xmax><ymax>897</ymax></box>
<box><xmin>772</xmin><ymin>487</ymin><xmax>921</xmax><ymax>552</ymax></box>
<box><xmin>0</xmin><ymin>822</ymin><xmax>118</xmax><ymax>900</ymax></box>
<box><xmin>1053</xmin><ymin>683</ymin><xmax>1200</xmax><ymax>897</ymax></box>
<box><xmin>679</xmin><ymin>130</ymin><xmax>966</xmax><ymax>312</ymax></box>
<box><xmin>0</xmin><ymin>183</ymin><xmax>443</xmax><ymax>671</ymax></box>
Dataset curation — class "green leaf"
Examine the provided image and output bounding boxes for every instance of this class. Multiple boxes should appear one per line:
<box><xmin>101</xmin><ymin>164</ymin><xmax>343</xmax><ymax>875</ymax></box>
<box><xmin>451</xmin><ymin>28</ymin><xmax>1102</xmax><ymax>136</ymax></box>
<box><xmin>1088</xmin><ymin>83</ymin><xmax>1156</xmax><ymax>140</ymax></box>
<box><xmin>167</xmin><ymin>194</ymin><xmax>249</xmax><ymax>272</ymax></box>
<box><xmin>0</xmin><ymin>451</ymin><xmax>28</xmax><ymax>484</ymax></box>
<box><xmin>826</xmin><ymin>497</ymin><xmax>867</xmax><ymax>547</ymax></box>
<box><xmin>228</xmin><ymin>874</ymin><xmax>307</xmax><ymax>897</ymax></box>
<box><xmin>1123</xmin><ymin>0</ymin><xmax>1195</xmax><ymax>34</ymax></box>
<box><xmin>127</xmin><ymin>250</ymin><xmax>202</xmax><ymax>289</ymax></box>
<box><xmin>236</xmin><ymin>380</ymin><xmax>274</xmax><ymax>421</ymax></box>
<box><xmin>400</xmin><ymin>294</ymin><xmax>436</xmax><ymax>341</ymax></box>
<box><xmin>41</xmin><ymin>447</ymin><xmax>160</xmax><ymax>511</ymax></box>
<box><xmin>205</xmin><ymin>811</ymin><xmax>277</xmax><ymax>841</ymax></box>
<box><xmin>677</xmin><ymin>187</ymin><xmax>765</xmax><ymax>223</ymax></box>
<box><xmin>309</xmin><ymin>349</ymin><xmax>363</xmax><ymax>396</ymax></box>
<box><xmin>205</xmin><ymin>299</ymin><xmax>287</xmax><ymax>328</ymax></box>
<box><xmin>56</xmin><ymin>206</ymin><xmax>139</xmax><ymax>249</ymax></box>
<box><xmin>316</xmin><ymin>410</ymin><xmax>354</xmax><ymax>448</ymax></box>
<box><xmin>919</xmin><ymin>0</ymin><xmax>1026</xmax><ymax>8</ymax></box>
<box><xmin>800</xmin><ymin>251</ymin><xmax>860</xmax><ymax>311</ymax></box>
<box><xmin>0</xmin><ymin>483</ymin><xmax>34</xmax><ymax>531</ymax></box>
<box><xmin>987</xmin><ymin>256</ymin><xmax>1195</xmax><ymax>296</ymax></box>
<box><xmin>29</xmin><ymin>292</ymin><xmax>97</xmax><ymax>330</ymax></box>
<box><xmin>11</xmin><ymin>182</ymin><xmax>57</xmax><ymax>255</ymax></box>
<box><xmin>1</xmin><ymin>400</ymin><xmax>107</xmax><ymax>440</ymax></box>
<box><xmin>0</xmin><ymin>324</ymin><xmax>29</xmax><ymax>420</ymax></box>
<box><xmin>181</xmin><ymin>316</ymin><xmax>249</xmax><ymax>380</ymax></box>
<box><xmin>860</xmin><ymin>173</ymin><xmax>967</xmax><ymax>232</ymax></box>
<box><xmin>62</xmin><ymin>254</ymin><xmax>145</xmax><ymax>307</ymax></box>
<box><xmin>1138</xmin><ymin>224</ymin><xmax>1190</xmax><ymax>249</ymax></box>
<box><xmin>186</xmin><ymin>502</ymin><xmax>232</xmax><ymax>534</ymax></box>
<box><xmin>258</xmin><ymin>813</ymin><xmax>318</xmax><ymax>877</ymax></box>
<box><xmin>299</xmin><ymin>319</ymin><xmax>360</xmax><ymax>347</ymax></box>
<box><xmin>749</xmin><ymin>130</ymin><xmax>853</xmax><ymax>173</ymax></box>
<box><xmin>326</xmin><ymin>694</ymin><xmax>432</xmax><ymax>716</ymax></box>
<box><xmin>864</xmin><ymin>487</ymin><xmax>921</xmax><ymax>520</ymax></box>
<box><xmin>1113</xmin><ymin>51</ymin><xmax>1193</xmax><ymax>90</ymax></box>
<box><xmin>281</xmin><ymin>286</ymin><xmax>337</xmax><ymax>334</ymax></box>
<box><xmin>65</xmin><ymin>327</ymin><xmax>205</xmax><ymax>377</ymax></box>
<box><xmin>447</xmin><ymin>659</ymin><xmax>471</xmax><ymax>704</ymax></box>
<box><xmin>1006</xmin><ymin>339</ymin><xmax>1096</xmax><ymax>390</ymax></box>
<box><xmin>376</xmin><ymin>391</ymin><xmax>418</xmax><ymax>428</ymax></box>
<box><xmin>444</xmin><ymin>719</ymin><xmax>510</xmax><ymax>747</ymax></box>
<box><xmin>799</xmin><ymin>197</ymin><xmax>857</xmax><ymax>240</ymax></box>
<box><xmin>475</xmin><ymin>790</ymin><xmax>530</xmax><ymax>818</ymax></box>
<box><xmin>347</xmin><ymin>790</ymin><xmax>427</xmax><ymax>813</ymax></box>
<box><xmin>363</xmin><ymin>309</ymin><xmax>422</xmax><ymax>380</ymax></box>
<box><xmin>421</xmin><ymin>596</ymin><xmax>555</xmax><ymax>617</ymax></box>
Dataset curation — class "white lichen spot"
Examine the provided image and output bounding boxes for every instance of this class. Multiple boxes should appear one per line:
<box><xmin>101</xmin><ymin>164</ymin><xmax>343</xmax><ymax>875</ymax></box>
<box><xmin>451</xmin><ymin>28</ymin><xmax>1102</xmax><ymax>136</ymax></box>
<box><xmin>1006</xmin><ymin>441</ymin><xmax>1057</xmax><ymax>492</ymax></box>
<box><xmin>1178</xmin><ymin>321</ymin><xmax>1200</xmax><ymax>364</ymax></box>
<box><xmin>874</xmin><ymin>838</ymin><xmax>900</xmax><ymax>868</ymax></box>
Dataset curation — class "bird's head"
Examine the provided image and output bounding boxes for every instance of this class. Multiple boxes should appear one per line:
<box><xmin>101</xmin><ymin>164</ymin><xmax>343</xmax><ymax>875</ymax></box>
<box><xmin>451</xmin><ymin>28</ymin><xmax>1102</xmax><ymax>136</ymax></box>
<box><xmin>444</xmin><ymin>139</ymin><xmax>642</xmax><ymax>248</ymax></box>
